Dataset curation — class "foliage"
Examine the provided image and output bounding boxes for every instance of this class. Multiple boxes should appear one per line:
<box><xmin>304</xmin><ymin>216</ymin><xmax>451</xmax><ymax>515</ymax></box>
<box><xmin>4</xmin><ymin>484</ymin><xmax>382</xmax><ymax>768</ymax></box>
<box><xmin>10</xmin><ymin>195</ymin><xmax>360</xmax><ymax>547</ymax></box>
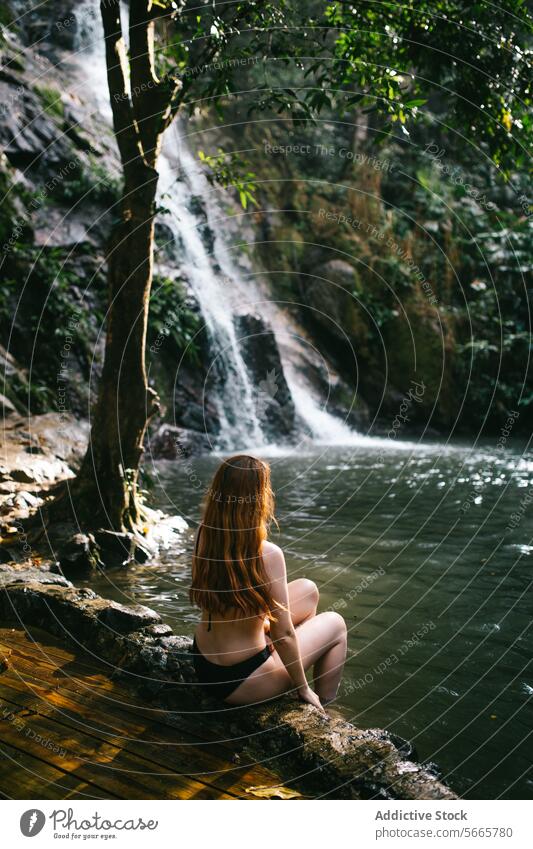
<box><xmin>322</xmin><ymin>0</ymin><xmax>532</xmax><ymax>174</ymax></box>
<box><xmin>157</xmin><ymin>0</ymin><xmax>533</xmax><ymax>180</ymax></box>
<box><xmin>0</xmin><ymin>245</ymin><xmax>106</xmax><ymax>412</ymax></box>
<box><xmin>148</xmin><ymin>275</ymin><xmax>203</xmax><ymax>365</ymax></box>
<box><xmin>197</xmin><ymin>149</ymin><xmax>258</xmax><ymax>209</ymax></box>
<box><xmin>34</xmin><ymin>84</ymin><xmax>65</xmax><ymax>119</ymax></box>
<box><xmin>118</xmin><ymin>0</ymin><xmax>524</xmax><ymax>244</ymax></box>
<box><xmin>50</xmin><ymin>157</ymin><xmax>122</xmax><ymax>205</ymax></box>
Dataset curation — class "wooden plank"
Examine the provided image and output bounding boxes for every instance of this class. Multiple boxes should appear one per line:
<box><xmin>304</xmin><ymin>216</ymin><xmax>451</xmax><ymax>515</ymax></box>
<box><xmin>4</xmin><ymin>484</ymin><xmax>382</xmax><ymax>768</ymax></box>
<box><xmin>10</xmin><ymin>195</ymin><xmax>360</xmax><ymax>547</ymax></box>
<box><xmin>0</xmin><ymin>629</ymin><xmax>278</xmax><ymax>765</ymax></box>
<box><xmin>0</xmin><ymin>679</ymin><xmax>286</xmax><ymax>796</ymax></box>
<box><xmin>0</xmin><ymin>627</ymin><xmax>302</xmax><ymax>799</ymax></box>
<box><xmin>0</xmin><ymin>693</ymin><xmax>235</xmax><ymax>800</ymax></box>
<box><xmin>0</xmin><ymin>638</ymin><xmax>244</xmax><ymax>757</ymax></box>
<box><xmin>0</xmin><ymin>627</ymin><xmax>108</xmax><ymax>673</ymax></box>
<box><xmin>0</xmin><ymin>740</ymin><xmax>113</xmax><ymax>800</ymax></box>
<box><xmin>0</xmin><ymin>628</ymin><xmax>217</xmax><ymax>732</ymax></box>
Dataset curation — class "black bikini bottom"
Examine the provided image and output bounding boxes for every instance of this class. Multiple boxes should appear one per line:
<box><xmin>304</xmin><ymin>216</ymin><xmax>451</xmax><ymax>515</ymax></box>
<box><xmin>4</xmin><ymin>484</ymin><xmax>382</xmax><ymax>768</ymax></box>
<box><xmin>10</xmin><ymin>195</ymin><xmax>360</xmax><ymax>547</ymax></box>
<box><xmin>191</xmin><ymin>638</ymin><xmax>272</xmax><ymax>701</ymax></box>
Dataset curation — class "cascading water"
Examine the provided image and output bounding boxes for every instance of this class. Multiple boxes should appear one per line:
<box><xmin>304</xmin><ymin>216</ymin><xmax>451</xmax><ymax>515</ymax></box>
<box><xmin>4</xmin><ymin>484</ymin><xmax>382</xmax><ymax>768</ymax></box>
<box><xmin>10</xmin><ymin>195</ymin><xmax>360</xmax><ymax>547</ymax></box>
<box><xmin>156</xmin><ymin>137</ymin><xmax>266</xmax><ymax>448</ymax></box>
<box><xmin>73</xmin><ymin>0</ymin><xmax>364</xmax><ymax>450</ymax></box>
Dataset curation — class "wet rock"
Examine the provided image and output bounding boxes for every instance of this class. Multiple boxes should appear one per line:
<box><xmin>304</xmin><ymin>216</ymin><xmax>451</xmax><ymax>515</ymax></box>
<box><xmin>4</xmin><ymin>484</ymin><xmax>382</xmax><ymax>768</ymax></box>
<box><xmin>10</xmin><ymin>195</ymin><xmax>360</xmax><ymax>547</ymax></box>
<box><xmin>159</xmin><ymin>635</ymin><xmax>195</xmax><ymax>675</ymax></box>
<box><xmin>166</xmin><ymin>359</ymin><xmax>221</xmax><ymax>437</ymax></box>
<box><xmin>29</xmin><ymin>413</ymin><xmax>89</xmax><ymax>469</ymax></box>
<box><xmin>0</xmin><ymin>83</ymin><xmax>73</xmax><ymax>171</ymax></box>
<box><xmin>298</xmin><ymin>259</ymin><xmax>368</xmax><ymax>384</ymax></box>
<box><xmin>0</xmin><ymin>546</ymin><xmax>17</xmax><ymax>564</ymax></box>
<box><xmin>144</xmin><ymin>623</ymin><xmax>174</xmax><ymax>638</ymax></box>
<box><xmin>184</xmin><ymin>195</ymin><xmax>215</xmax><ymax>253</ymax></box>
<box><xmin>234</xmin><ymin>314</ymin><xmax>296</xmax><ymax>440</ymax></box>
<box><xmin>9</xmin><ymin>456</ymin><xmax>73</xmax><ymax>485</ymax></box>
<box><xmin>92</xmin><ymin>529</ymin><xmax>155</xmax><ymax>568</ymax></box>
<box><xmin>13</xmin><ymin>491</ymin><xmax>42</xmax><ymax>509</ymax></box>
<box><xmin>56</xmin><ymin>532</ymin><xmax>101</xmax><ymax>573</ymax></box>
<box><xmin>0</xmin><ymin>490</ymin><xmax>44</xmax><ymax>520</ymax></box>
<box><xmin>154</xmin><ymin>222</ymin><xmax>176</xmax><ymax>262</ymax></box>
<box><xmin>159</xmin><ymin>635</ymin><xmax>193</xmax><ymax>652</ymax></box>
<box><xmin>188</xmin><ymin>195</ymin><xmax>206</xmax><ymax>218</ymax></box>
<box><xmin>96</xmin><ymin>601</ymin><xmax>162</xmax><ymax>634</ymax></box>
<box><xmin>0</xmin><ymin>565</ymin><xmax>71</xmax><ymax>588</ymax></box>
<box><xmin>9</xmin><ymin>468</ymin><xmax>36</xmax><ymax>484</ymax></box>
<box><xmin>8</xmin><ymin>1</ymin><xmax>79</xmax><ymax>53</ymax></box>
<box><xmin>0</xmin><ymin>482</ymin><xmax>17</xmax><ymax>494</ymax></box>
<box><xmin>1</xmin><ymin>393</ymin><xmax>18</xmax><ymax>416</ymax></box>
<box><xmin>0</xmin><ymin>346</ymin><xmax>29</xmax><ymax>416</ymax></box>
<box><xmin>149</xmin><ymin>424</ymin><xmax>212</xmax><ymax>459</ymax></box>
<box><xmin>370</xmin><ymin>729</ymin><xmax>417</xmax><ymax>761</ymax></box>
<box><xmin>62</xmin><ymin>119</ymin><xmax>98</xmax><ymax>154</ymax></box>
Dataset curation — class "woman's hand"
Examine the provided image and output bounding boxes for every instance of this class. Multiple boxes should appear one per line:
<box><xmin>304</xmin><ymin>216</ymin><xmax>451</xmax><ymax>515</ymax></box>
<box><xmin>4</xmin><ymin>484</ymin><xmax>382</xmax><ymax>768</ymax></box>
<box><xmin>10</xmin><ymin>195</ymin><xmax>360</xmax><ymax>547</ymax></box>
<box><xmin>297</xmin><ymin>685</ymin><xmax>326</xmax><ymax>714</ymax></box>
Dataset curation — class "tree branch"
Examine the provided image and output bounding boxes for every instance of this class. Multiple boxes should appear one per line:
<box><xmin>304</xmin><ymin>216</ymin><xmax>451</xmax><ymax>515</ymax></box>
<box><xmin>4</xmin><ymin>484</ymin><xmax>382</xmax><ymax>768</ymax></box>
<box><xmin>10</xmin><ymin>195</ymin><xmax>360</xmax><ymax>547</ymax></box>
<box><xmin>100</xmin><ymin>0</ymin><xmax>144</xmax><ymax>182</ymax></box>
<box><xmin>129</xmin><ymin>0</ymin><xmax>181</xmax><ymax>165</ymax></box>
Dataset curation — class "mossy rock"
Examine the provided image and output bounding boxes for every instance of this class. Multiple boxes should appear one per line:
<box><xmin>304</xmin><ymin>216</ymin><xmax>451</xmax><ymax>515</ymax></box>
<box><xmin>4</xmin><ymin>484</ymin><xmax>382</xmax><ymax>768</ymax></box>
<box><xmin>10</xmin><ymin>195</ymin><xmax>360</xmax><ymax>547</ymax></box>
<box><xmin>300</xmin><ymin>258</ymin><xmax>370</xmax><ymax>353</ymax></box>
<box><xmin>383</xmin><ymin>301</ymin><xmax>455</xmax><ymax>421</ymax></box>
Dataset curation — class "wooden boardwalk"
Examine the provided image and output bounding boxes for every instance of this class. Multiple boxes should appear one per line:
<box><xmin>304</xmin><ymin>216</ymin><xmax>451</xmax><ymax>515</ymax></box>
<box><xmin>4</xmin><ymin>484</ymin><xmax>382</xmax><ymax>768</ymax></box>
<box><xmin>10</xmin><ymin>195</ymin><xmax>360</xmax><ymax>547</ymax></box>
<box><xmin>0</xmin><ymin>626</ymin><xmax>301</xmax><ymax>800</ymax></box>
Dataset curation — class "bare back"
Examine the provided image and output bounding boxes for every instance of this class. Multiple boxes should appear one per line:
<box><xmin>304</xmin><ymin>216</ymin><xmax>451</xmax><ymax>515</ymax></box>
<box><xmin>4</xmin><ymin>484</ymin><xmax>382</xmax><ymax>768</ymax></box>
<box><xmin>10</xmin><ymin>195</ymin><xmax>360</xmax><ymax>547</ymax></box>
<box><xmin>193</xmin><ymin>540</ymin><xmax>279</xmax><ymax>666</ymax></box>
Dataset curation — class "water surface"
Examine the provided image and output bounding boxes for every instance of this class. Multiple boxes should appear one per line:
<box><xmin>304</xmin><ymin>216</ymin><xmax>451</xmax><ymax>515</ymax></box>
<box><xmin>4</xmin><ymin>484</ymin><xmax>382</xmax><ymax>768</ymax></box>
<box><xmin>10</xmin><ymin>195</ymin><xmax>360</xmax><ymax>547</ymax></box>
<box><xmin>83</xmin><ymin>438</ymin><xmax>533</xmax><ymax>799</ymax></box>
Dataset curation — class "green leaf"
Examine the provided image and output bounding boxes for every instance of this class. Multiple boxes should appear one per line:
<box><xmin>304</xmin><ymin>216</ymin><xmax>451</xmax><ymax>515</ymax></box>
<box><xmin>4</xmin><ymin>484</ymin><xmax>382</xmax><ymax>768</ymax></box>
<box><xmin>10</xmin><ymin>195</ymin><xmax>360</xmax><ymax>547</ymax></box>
<box><xmin>404</xmin><ymin>99</ymin><xmax>427</xmax><ymax>108</ymax></box>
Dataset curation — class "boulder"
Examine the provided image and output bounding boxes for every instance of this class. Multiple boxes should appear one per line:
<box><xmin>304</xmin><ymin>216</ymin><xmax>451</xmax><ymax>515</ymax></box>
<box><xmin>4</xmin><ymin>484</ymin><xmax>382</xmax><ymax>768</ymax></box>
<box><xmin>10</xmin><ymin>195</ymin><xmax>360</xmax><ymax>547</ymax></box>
<box><xmin>1</xmin><ymin>393</ymin><xmax>19</xmax><ymax>416</ymax></box>
<box><xmin>300</xmin><ymin>259</ymin><xmax>369</xmax><ymax>374</ymax></box>
<box><xmin>92</xmin><ymin>529</ymin><xmax>155</xmax><ymax>568</ymax></box>
<box><xmin>0</xmin><ymin>564</ymin><xmax>70</xmax><ymax>588</ymax></box>
<box><xmin>0</xmin><ymin>83</ymin><xmax>73</xmax><ymax>171</ymax></box>
<box><xmin>30</xmin><ymin>412</ymin><xmax>90</xmax><ymax>469</ymax></box>
<box><xmin>95</xmin><ymin>600</ymin><xmax>162</xmax><ymax>634</ymax></box>
<box><xmin>149</xmin><ymin>424</ymin><xmax>212</xmax><ymax>459</ymax></box>
<box><xmin>56</xmin><ymin>532</ymin><xmax>101</xmax><ymax>573</ymax></box>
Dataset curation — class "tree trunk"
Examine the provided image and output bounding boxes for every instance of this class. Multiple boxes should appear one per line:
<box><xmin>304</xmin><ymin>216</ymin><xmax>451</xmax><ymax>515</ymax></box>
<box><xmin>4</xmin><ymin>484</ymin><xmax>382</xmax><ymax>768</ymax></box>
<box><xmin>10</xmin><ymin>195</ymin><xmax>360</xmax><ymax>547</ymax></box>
<box><xmin>72</xmin><ymin>164</ymin><xmax>160</xmax><ymax>532</ymax></box>
<box><xmin>47</xmin><ymin>1</ymin><xmax>182</xmax><ymax>537</ymax></box>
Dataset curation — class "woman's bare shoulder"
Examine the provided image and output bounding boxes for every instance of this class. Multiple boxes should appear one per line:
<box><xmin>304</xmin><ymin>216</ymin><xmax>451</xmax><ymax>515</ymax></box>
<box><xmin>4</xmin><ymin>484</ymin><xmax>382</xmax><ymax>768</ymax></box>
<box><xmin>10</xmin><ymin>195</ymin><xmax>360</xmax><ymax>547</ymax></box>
<box><xmin>261</xmin><ymin>540</ymin><xmax>286</xmax><ymax>576</ymax></box>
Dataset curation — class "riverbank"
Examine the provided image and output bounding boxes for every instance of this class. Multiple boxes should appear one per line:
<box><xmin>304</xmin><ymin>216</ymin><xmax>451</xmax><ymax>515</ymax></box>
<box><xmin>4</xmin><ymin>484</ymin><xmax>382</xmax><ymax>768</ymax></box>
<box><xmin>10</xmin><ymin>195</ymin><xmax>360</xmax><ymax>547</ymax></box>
<box><xmin>0</xmin><ymin>413</ymin><xmax>457</xmax><ymax>799</ymax></box>
<box><xmin>0</xmin><ymin>565</ymin><xmax>456</xmax><ymax>799</ymax></box>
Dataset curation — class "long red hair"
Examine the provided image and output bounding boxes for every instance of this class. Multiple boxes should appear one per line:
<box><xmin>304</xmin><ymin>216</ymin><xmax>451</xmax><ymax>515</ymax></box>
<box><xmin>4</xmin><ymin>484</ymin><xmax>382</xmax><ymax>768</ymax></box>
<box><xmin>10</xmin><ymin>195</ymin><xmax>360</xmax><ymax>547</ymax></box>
<box><xmin>189</xmin><ymin>455</ymin><xmax>276</xmax><ymax>618</ymax></box>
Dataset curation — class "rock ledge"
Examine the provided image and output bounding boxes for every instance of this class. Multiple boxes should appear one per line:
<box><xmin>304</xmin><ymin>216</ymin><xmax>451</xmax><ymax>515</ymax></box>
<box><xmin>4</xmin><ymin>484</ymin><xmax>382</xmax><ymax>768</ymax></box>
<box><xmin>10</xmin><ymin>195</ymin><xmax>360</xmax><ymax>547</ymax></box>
<box><xmin>0</xmin><ymin>566</ymin><xmax>457</xmax><ymax>799</ymax></box>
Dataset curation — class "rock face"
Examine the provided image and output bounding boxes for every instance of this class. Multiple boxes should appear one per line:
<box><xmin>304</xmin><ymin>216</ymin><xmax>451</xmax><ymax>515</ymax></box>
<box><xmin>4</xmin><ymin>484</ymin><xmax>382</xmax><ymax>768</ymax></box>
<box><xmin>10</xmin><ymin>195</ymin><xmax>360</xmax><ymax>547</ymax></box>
<box><xmin>148</xmin><ymin>424</ymin><xmax>213</xmax><ymax>458</ymax></box>
<box><xmin>0</xmin><ymin>565</ymin><xmax>458</xmax><ymax>800</ymax></box>
<box><xmin>298</xmin><ymin>259</ymin><xmax>369</xmax><ymax>383</ymax></box>
<box><xmin>0</xmin><ymin>412</ymin><xmax>89</xmax><ymax>539</ymax></box>
<box><xmin>234</xmin><ymin>314</ymin><xmax>297</xmax><ymax>440</ymax></box>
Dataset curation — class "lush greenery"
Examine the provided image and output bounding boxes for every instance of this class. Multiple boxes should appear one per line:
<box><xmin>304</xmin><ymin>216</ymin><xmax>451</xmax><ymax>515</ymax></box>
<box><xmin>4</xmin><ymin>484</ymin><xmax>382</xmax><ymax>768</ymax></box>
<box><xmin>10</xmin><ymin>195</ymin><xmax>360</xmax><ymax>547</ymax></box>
<box><xmin>1</xmin><ymin>0</ymin><xmax>531</xmax><ymax>437</ymax></box>
<box><xmin>199</xmin><ymin>103</ymin><xmax>532</xmax><ymax>430</ymax></box>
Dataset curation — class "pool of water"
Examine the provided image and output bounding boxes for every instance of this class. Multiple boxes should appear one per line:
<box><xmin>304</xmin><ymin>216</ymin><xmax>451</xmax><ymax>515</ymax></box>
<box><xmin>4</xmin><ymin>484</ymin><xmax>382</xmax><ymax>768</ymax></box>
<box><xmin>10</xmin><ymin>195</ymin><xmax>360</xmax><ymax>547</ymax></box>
<box><xmin>82</xmin><ymin>437</ymin><xmax>533</xmax><ymax>799</ymax></box>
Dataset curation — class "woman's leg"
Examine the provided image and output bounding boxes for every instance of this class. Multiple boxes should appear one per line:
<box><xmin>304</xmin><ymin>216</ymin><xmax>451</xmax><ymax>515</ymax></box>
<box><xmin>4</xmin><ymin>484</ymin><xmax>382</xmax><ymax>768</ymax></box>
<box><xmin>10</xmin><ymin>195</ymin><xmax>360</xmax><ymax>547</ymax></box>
<box><xmin>226</xmin><ymin>611</ymin><xmax>347</xmax><ymax>706</ymax></box>
<box><xmin>288</xmin><ymin>578</ymin><xmax>319</xmax><ymax>625</ymax></box>
<box><xmin>264</xmin><ymin>578</ymin><xmax>318</xmax><ymax>636</ymax></box>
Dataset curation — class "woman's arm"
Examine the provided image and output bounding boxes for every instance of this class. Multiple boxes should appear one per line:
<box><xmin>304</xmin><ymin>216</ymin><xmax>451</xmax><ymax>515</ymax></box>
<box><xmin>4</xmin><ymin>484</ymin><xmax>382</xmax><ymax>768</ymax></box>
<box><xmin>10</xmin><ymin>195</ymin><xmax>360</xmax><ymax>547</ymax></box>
<box><xmin>263</xmin><ymin>542</ymin><xmax>325</xmax><ymax>712</ymax></box>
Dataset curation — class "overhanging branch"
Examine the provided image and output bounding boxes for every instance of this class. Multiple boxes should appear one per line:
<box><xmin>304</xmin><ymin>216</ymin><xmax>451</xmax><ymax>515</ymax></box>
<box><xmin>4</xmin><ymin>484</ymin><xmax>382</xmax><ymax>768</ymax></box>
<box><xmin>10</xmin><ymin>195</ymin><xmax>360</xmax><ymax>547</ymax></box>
<box><xmin>129</xmin><ymin>0</ymin><xmax>181</xmax><ymax>165</ymax></box>
<box><xmin>100</xmin><ymin>0</ymin><xmax>145</xmax><ymax>181</ymax></box>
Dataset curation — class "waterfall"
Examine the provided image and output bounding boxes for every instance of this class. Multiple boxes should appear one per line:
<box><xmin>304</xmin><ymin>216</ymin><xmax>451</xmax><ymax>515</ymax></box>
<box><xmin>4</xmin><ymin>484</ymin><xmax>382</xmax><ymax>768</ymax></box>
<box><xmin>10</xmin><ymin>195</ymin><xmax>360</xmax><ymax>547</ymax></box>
<box><xmin>73</xmin><ymin>0</ymin><xmax>363</xmax><ymax>450</ymax></box>
<box><xmin>156</xmin><ymin>137</ymin><xmax>266</xmax><ymax>448</ymax></box>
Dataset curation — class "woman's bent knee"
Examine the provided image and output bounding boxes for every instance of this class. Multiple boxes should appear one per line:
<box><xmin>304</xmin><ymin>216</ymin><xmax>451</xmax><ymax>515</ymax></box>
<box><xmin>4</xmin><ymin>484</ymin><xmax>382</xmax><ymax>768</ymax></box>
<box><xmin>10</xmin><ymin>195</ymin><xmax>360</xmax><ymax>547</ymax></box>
<box><xmin>321</xmin><ymin>611</ymin><xmax>347</xmax><ymax>639</ymax></box>
<box><xmin>300</xmin><ymin>578</ymin><xmax>319</xmax><ymax>606</ymax></box>
<box><xmin>291</xmin><ymin>577</ymin><xmax>319</xmax><ymax>608</ymax></box>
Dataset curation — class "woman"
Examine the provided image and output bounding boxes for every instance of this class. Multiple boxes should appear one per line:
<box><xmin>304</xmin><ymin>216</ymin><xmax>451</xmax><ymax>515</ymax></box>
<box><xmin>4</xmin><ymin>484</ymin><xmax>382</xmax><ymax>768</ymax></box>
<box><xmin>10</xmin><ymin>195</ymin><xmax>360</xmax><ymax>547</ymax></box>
<box><xmin>190</xmin><ymin>454</ymin><xmax>347</xmax><ymax>710</ymax></box>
